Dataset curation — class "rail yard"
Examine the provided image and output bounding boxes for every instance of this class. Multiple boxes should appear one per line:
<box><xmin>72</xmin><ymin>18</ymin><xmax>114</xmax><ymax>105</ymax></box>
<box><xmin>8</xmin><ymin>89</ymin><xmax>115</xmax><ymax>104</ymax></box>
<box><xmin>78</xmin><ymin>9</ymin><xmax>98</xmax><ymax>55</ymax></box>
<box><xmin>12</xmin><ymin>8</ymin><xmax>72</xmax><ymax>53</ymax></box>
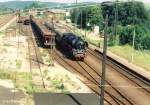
<box><xmin>43</xmin><ymin>19</ymin><xmax>150</xmax><ymax>105</ymax></box>
<box><xmin>0</xmin><ymin>2</ymin><xmax>150</xmax><ymax>105</ymax></box>
<box><xmin>11</xmin><ymin>14</ymin><xmax>150</xmax><ymax>104</ymax></box>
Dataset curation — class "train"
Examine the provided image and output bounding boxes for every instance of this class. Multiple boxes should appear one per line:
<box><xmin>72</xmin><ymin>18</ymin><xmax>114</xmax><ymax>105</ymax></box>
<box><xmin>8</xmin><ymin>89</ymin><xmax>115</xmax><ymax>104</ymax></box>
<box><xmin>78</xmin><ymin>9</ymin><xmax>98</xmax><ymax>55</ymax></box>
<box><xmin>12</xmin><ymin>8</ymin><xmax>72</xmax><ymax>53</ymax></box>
<box><xmin>17</xmin><ymin>16</ymin><xmax>25</xmax><ymax>23</ymax></box>
<box><xmin>30</xmin><ymin>15</ymin><xmax>87</xmax><ymax>60</ymax></box>
<box><xmin>24</xmin><ymin>19</ymin><xmax>30</xmax><ymax>25</ymax></box>
<box><xmin>45</xmin><ymin>22</ymin><xmax>88</xmax><ymax>60</ymax></box>
<box><xmin>58</xmin><ymin>32</ymin><xmax>87</xmax><ymax>60</ymax></box>
<box><xmin>17</xmin><ymin>16</ymin><xmax>30</xmax><ymax>25</ymax></box>
<box><xmin>30</xmin><ymin>18</ymin><xmax>54</xmax><ymax>47</ymax></box>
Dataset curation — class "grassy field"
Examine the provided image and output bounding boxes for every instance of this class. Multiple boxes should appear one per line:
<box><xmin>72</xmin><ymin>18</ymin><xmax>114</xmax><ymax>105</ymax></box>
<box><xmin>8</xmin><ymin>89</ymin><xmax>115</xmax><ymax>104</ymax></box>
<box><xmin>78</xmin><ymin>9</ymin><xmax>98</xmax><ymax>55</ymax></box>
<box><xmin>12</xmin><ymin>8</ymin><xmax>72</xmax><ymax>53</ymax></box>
<box><xmin>0</xmin><ymin>31</ymin><xmax>5</xmax><ymax>36</ymax></box>
<box><xmin>0</xmin><ymin>71</ymin><xmax>33</xmax><ymax>94</ymax></box>
<box><xmin>108</xmin><ymin>45</ymin><xmax>150</xmax><ymax>72</ymax></box>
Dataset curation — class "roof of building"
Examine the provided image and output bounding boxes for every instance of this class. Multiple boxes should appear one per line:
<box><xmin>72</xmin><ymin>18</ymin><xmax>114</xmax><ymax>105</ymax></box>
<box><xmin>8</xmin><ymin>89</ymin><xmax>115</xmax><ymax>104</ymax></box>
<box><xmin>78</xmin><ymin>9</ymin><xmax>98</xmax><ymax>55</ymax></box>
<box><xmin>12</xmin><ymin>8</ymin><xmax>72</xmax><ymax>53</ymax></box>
<box><xmin>34</xmin><ymin>93</ymin><xmax>99</xmax><ymax>105</ymax></box>
<box><xmin>47</xmin><ymin>9</ymin><xmax>66</xmax><ymax>14</ymax></box>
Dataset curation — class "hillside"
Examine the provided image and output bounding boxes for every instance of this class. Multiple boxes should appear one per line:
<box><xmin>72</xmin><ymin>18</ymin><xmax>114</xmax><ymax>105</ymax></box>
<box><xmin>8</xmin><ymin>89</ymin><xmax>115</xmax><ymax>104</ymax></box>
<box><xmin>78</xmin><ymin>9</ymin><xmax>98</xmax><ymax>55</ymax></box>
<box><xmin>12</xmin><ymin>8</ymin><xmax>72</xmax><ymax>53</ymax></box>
<box><xmin>0</xmin><ymin>1</ymin><xmax>98</xmax><ymax>10</ymax></box>
<box><xmin>0</xmin><ymin>1</ymin><xmax>64</xmax><ymax>9</ymax></box>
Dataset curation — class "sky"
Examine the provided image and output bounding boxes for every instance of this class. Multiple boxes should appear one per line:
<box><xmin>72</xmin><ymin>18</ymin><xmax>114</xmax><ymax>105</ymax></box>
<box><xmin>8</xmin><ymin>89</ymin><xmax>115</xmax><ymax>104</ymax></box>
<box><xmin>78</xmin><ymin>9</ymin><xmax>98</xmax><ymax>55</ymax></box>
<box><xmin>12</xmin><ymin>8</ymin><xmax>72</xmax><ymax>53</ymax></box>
<box><xmin>0</xmin><ymin>0</ymin><xmax>150</xmax><ymax>3</ymax></box>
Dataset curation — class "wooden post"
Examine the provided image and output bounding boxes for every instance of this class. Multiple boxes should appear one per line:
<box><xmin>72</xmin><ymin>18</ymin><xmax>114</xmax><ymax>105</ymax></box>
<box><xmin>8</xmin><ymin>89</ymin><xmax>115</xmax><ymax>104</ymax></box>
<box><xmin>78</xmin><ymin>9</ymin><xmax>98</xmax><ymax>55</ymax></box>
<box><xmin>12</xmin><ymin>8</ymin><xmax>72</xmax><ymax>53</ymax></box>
<box><xmin>100</xmin><ymin>13</ymin><xmax>108</xmax><ymax>105</ymax></box>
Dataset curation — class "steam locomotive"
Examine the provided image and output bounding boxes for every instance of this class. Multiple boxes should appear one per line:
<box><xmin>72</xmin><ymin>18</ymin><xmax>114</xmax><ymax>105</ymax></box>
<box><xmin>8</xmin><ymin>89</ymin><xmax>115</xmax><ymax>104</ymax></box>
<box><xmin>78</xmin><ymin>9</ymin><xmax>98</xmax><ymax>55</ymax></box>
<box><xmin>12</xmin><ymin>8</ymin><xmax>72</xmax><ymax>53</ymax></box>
<box><xmin>45</xmin><ymin>22</ymin><xmax>88</xmax><ymax>60</ymax></box>
<box><xmin>57</xmin><ymin>32</ymin><xmax>87</xmax><ymax>60</ymax></box>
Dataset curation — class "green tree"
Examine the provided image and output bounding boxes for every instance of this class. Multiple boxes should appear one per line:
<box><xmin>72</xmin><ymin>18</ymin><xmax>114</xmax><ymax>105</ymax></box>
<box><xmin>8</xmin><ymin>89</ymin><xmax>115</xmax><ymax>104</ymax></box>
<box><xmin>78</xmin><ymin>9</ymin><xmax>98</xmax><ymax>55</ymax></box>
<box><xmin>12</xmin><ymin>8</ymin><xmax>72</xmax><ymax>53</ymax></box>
<box><xmin>102</xmin><ymin>1</ymin><xmax>150</xmax><ymax>50</ymax></box>
<box><xmin>101</xmin><ymin>1</ymin><xmax>149</xmax><ymax>26</ymax></box>
<box><xmin>71</xmin><ymin>5</ymin><xmax>104</xmax><ymax>30</ymax></box>
<box><xmin>87</xmin><ymin>6</ymin><xmax>104</xmax><ymax>29</ymax></box>
<box><xmin>24</xmin><ymin>2</ymin><xmax>46</xmax><ymax>9</ymax></box>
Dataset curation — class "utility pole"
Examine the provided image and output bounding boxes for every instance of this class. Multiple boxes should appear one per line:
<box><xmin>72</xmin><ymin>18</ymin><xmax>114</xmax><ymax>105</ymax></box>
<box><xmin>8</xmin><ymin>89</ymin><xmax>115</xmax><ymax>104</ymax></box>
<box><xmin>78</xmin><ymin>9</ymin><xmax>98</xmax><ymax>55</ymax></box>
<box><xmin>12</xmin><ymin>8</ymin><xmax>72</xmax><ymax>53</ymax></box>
<box><xmin>131</xmin><ymin>26</ymin><xmax>135</xmax><ymax>62</ymax></box>
<box><xmin>74</xmin><ymin>0</ymin><xmax>78</xmax><ymax>32</ymax></box>
<box><xmin>80</xmin><ymin>9</ymin><xmax>82</xmax><ymax>34</ymax></box>
<box><xmin>85</xmin><ymin>9</ymin><xmax>87</xmax><ymax>38</ymax></box>
<box><xmin>100</xmin><ymin>13</ymin><xmax>108</xmax><ymax>105</ymax></box>
<box><xmin>131</xmin><ymin>0</ymin><xmax>136</xmax><ymax>62</ymax></box>
<box><xmin>75</xmin><ymin>0</ymin><xmax>78</xmax><ymax>24</ymax></box>
<box><xmin>76</xmin><ymin>0</ymin><xmax>78</xmax><ymax>27</ymax></box>
<box><xmin>114</xmin><ymin>0</ymin><xmax>118</xmax><ymax>42</ymax></box>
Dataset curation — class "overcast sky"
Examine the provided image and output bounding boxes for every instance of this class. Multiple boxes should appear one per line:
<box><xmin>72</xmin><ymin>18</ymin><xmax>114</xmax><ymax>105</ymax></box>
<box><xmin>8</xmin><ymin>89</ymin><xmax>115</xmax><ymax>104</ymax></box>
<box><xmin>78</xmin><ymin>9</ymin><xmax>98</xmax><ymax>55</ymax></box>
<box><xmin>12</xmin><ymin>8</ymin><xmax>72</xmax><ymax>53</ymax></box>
<box><xmin>0</xmin><ymin>0</ymin><xmax>150</xmax><ymax>3</ymax></box>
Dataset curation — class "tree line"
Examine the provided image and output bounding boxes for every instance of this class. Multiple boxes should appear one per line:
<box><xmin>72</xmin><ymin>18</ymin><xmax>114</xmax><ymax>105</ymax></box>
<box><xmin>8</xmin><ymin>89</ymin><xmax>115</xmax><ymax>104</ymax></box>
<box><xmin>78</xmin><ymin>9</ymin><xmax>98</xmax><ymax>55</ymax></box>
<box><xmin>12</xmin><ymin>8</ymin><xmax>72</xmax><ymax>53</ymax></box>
<box><xmin>24</xmin><ymin>2</ymin><xmax>46</xmax><ymax>9</ymax></box>
<box><xmin>70</xmin><ymin>1</ymin><xmax>150</xmax><ymax>50</ymax></box>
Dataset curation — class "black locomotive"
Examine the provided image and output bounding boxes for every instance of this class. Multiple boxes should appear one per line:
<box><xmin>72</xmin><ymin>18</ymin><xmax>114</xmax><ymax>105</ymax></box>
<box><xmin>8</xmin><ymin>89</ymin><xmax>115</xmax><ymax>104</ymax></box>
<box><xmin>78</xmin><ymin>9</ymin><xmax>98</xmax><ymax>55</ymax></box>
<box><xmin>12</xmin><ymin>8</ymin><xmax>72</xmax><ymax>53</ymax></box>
<box><xmin>24</xmin><ymin>19</ymin><xmax>30</xmax><ymax>25</ymax></box>
<box><xmin>45</xmin><ymin>22</ymin><xmax>88</xmax><ymax>60</ymax></box>
<box><xmin>56</xmin><ymin>32</ymin><xmax>87</xmax><ymax>60</ymax></box>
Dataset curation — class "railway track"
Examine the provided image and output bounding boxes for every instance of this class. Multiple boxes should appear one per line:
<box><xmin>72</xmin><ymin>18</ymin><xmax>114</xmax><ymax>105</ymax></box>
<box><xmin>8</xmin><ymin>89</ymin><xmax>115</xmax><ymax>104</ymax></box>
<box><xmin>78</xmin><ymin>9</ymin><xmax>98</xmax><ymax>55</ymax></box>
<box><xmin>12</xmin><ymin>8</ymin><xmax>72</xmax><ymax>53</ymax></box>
<box><xmin>50</xmin><ymin>49</ymin><xmax>112</xmax><ymax>105</ymax></box>
<box><xmin>54</xmin><ymin>22</ymin><xmax>73</xmax><ymax>33</ymax></box>
<box><xmin>26</xmin><ymin>24</ymin><xmax>46</xmax><ymax>92</ymax></box>
<box><xmin>45</xmin><ymin>24</ymin><xmax>125</xmax><ymax>105</ymax></box>
<box><xmin>0</xmin><ymin>15</ymin><xmax>14</xmax><ymax>28</ymax></box>
<box><xmin>89</xmin><ymin>48</ymin><xmax>150</xmax><ymax>93</ymax></box>
<box><xmin>50</xmin><ymin>48</ymin><xmax>134</xmax><ymax>105</ymax></box>
<box><xmin>29</xmin><ymin>20</ymin><xmax>150</xmax><ymax>104</ymax></box>
<box><xmin>48</xmin><ymin>22</ymin><xmax>150</xmax><ymax>105</ymax></box>
<box><xmin>77</xmin><ymin>60</ymin><xmax>135</xmax><ymax>105</ymax></box>
<box><xmin>53</xmin><ymin>46</ymin><xmax>150</xmax><ymax>105</ymax></box>
<box><xmin>86</xmin><ymin>48</ymin><xmax>150</xmax><ymax>105</ymax></box>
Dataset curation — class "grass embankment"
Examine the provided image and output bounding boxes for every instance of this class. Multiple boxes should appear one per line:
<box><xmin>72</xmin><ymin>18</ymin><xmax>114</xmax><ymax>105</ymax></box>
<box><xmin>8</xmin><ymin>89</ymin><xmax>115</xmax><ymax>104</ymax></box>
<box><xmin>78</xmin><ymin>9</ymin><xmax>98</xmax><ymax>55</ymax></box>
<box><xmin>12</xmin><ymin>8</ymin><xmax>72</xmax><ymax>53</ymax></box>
<box><xmin>108</xmin><ymin>45</ymin><xmax>150</xmax><ymax>71</ymax></box>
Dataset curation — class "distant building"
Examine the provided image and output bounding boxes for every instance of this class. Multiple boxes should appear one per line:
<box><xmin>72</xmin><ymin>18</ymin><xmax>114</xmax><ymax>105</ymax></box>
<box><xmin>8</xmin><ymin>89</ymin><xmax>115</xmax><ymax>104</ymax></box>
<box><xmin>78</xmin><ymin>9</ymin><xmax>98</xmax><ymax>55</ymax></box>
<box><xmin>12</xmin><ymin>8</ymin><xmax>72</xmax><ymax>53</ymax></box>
<box><xmin>66</xmin><ymin>11</ymin><xmax>70</xmax><ymax>17</ymax></box>
<box><xmin>29</xmin><ymin>9</ymin><xmax>37</xmax><ymax>16</ymax></box>
<box><xmin>37</xmin><ymin>11</ymin><xmax>44</xmax><ymax>16</ymax></box>
<box><xmin>45</xmin><ymin>9</ymin><xmax>66</xmax><ymax>22</ymax></box>
<box><xmin>65</xmin><ymin>11</ymin><xmax>71</xmax><ymax>23</ymax></box>
<box><xmin>94</xmin><ymin>26</ymin><xmax>100</xmax><ymax>36</ymax></box>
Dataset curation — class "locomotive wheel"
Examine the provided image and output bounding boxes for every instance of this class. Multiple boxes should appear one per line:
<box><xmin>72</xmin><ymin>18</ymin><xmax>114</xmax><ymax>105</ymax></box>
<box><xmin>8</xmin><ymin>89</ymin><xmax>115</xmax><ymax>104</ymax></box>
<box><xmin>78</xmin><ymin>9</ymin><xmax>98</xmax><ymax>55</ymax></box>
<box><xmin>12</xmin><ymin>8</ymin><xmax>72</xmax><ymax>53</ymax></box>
<box><xmin>72</xmin><ymin>57</ymin><xmax>76</xmax><ymax>61</ymax></box>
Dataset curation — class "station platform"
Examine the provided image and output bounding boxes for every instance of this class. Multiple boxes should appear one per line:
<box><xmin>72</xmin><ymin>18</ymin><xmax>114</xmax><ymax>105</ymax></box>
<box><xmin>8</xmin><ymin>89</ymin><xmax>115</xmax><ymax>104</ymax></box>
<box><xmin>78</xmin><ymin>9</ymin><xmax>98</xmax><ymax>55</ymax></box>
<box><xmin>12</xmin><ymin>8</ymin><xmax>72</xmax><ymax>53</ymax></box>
<box><xmin>34</xmin><ymin>93</ymin><xmax>99</xmax><ymax>105</ymax></box>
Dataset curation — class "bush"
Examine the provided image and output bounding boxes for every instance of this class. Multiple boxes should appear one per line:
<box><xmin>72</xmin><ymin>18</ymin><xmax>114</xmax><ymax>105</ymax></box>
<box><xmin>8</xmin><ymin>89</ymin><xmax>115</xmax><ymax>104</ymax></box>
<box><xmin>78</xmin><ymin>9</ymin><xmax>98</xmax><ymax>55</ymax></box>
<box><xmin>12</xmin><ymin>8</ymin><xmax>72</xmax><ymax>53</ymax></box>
<box><xmin>102</xmin><ymin>1</ymin><xmax>150</xmax><ymax>50</ymax></box>
<box><xmin>141</xmin><ymin>34</ymin><xmax>150</xmax><ymax>50</ymax></box>
<box><xmin>119</xmin><ymin>25</ymin><xmax>134</xmax><ymax>45</ymax></box>
<box><xmin>118</xmin><ymin>24</ymin><xmax>150</xmax><ymax>50</ymax></box>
